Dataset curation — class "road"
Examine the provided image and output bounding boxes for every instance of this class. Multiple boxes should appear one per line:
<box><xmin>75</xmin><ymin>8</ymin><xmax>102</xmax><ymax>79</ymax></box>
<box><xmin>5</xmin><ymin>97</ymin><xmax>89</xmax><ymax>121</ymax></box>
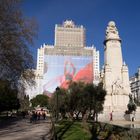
<box><xmin>0</xmin><ymin>118</ymin><xmax>52</xmax><ymax>140</ymax></box>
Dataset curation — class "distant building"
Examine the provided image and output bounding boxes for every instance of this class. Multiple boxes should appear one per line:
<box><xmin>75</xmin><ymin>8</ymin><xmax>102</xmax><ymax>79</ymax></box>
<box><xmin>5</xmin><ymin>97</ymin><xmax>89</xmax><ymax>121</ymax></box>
<box><xmin>27</xmin><ymin>20</ymin><xmax>100</xmax><ymax>98</ymax></box>
<box><xmin>130</xmin><ymin>67</ymin><xmax>140</xmax><ymax>101</ymax></box>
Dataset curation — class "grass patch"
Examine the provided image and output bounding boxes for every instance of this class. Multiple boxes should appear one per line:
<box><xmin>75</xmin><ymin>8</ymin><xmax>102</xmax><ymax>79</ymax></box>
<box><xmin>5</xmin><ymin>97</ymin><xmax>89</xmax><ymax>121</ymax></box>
<box><xmin>55</xmin><ymin>120</ymin><xmax>140</xmax><ymax>140</ymax></box>
<box><xmin>56</xmin><ymin>120</ymin><xmax>91</xmax><ymax>140</ymax></box>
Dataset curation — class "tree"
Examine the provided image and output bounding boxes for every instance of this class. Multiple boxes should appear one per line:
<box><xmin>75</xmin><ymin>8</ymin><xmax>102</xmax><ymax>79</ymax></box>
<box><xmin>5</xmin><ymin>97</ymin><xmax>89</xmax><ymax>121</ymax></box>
<box><xmin>92</xmin><ymin>82</ymin><xmax>106</xmax><ymax>121</ymax></box>
<box><xmin>30</xmin><ymin>94</ymin><xmax>49</xmax><ymax>107</ymax></box>
<box><xmin>134</xmin><ymin>96</ymin><xmax>140</xmax><ymax>106</ymax></box>
<box><xmin>127</xmin><ymin>94</ymin><xmax>137</xmax><ymax>114</ymax></box>
<box><xmin>68</xmin><ymin>81</ymin><xmax>87</xmax><ymax>119</ymax></box>
<box><xmin>50</xmin><ymin>87</ymin><xmax>68</xmax><ymax>119</ymax></box>
<box><xmin>0</xmin><ymin>0</ymin><xmax>37</xmax><ymax>91</ymax></box>
<box><xmin>67</xmin><ymin>82</ymin><xmax>106</xmax><ymax>121</ymax></box>
<box><xmin>19</xmin><ymin>95</ymin><xmax>30</xmax><ymax>111</ymax></box>
<box><xmin>50</xmin><ymin>82</ymin><xmax>106</xmax><ymax>122</ymax></box>
<box><xmin>0</xmin><ymin>80</ymin><xmax>20</xmax><ymax>113</ymax></box>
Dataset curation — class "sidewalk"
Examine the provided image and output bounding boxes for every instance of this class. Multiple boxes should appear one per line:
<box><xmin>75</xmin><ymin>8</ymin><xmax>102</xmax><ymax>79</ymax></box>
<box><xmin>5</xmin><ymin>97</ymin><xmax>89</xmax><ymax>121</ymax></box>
<box><xmin>0</xmin><ymin>118</ymin><xmax>52</xmax><ymax>140</ymax></box>
<box><xmin>109</xmin><ymin>120</ymin><xmax>140</xmax><ymax>128</ymax></box>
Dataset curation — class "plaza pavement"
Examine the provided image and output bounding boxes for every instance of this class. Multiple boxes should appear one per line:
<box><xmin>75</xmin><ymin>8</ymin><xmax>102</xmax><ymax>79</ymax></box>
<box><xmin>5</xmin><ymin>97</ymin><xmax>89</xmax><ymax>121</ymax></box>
<box><xmin>0</xmin><ymin>118</ymin><xmax>52</xmax><ymax>140</ymax></box>
<box><xmin>108</xmin><ymin>120</ymin><xmax>140</xmax><ymax>129</ymax></box>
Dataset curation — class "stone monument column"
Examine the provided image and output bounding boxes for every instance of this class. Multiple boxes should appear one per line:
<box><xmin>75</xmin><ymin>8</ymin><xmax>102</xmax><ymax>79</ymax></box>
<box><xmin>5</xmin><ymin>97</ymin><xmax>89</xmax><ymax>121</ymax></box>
<box><xmin>100</xmin><ymin>21</ymin><xmax>130</xmax><ymax>120</ymax></box>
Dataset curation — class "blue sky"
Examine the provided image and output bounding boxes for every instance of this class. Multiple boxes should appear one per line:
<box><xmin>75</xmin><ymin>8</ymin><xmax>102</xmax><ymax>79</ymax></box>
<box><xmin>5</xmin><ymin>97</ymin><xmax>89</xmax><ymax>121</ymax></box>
<box><xmin>21</xmin><ymin>0</ymin><xmax>140</xmax><ymax>76</ymax></box>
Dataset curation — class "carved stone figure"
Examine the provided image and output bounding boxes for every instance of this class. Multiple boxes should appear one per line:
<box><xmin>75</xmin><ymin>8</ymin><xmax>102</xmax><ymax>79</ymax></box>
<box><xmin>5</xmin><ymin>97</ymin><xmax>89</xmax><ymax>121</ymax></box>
<box><xmin>105</xmin><ymin>21</ymin><xmax>120</xmax><ymax>40</ymax></box>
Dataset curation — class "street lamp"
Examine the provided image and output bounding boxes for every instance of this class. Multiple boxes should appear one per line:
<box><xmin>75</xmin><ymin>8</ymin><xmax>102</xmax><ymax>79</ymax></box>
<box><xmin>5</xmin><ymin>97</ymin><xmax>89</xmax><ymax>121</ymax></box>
<box><xmin>56</xmin><ymin>86</ymin><xmax>60</xmax><ymax>122</ymax></box>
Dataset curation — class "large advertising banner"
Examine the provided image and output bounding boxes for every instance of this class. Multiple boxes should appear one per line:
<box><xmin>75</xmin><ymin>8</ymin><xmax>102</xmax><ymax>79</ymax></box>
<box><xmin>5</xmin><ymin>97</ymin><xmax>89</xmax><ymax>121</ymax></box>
<box><xmin>43</xmin><ymin>55</ymin><xmax>93</xmax><ymax>94</ymax></box>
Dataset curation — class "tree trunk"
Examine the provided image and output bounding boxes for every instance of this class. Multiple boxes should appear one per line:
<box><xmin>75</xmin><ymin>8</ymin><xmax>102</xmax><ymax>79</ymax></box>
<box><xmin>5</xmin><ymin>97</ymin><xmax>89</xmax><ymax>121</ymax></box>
<box><xmin>95</xmin><ymin>113</ymin><xmax>98</xmax><ymax>122</ymax></box>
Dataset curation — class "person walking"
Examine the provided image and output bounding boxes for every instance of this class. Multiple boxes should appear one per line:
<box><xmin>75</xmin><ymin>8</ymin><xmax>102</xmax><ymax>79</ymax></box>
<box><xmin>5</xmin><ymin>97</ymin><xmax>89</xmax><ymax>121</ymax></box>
<box><xmin>110</xmin><ymin>111</ymin><xmax>113</xmax><ymax>121</ymax></box>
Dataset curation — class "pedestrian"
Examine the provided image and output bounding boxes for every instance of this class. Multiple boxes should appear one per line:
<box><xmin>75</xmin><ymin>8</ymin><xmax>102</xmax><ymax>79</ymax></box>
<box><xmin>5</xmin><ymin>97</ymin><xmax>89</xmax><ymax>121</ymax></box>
<box><xmin>34</xmin><ymin>112</ymin><xmax>38</xmax><ymax>122</ymax></box>
<box><xmin>132</xmin><ymin>114</ymin><xmax>135</xmax><ymax>122</ymax></box>
<box><xmin>22</xmin><ymin>111</ymin><xmax>26</xmax><ymax>119</ymax></box>
<box><xmin>30</xmin><ymin>111</ymin><xmax>34</xmax><ymax>123</ymax></box>
<box><xmin>110</xmin><ymin>111</ymin><xmax>113</xmax><ymax>121</ymax></box>
<box><xmin>37</xmin><ymin>112</ymin><xmax>41</xmax><ymax>120</ymax></box>
<box><xmin>43</xmin><ymin>112</ymin><xmax>46</xmax><ymax>120</ymax></box>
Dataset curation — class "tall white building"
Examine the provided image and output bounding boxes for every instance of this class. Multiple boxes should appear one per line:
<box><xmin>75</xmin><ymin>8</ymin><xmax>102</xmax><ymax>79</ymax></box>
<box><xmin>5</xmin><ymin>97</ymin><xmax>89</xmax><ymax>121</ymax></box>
<box><xmin>130</xmin><ymin>67</ymin><xmax>140</xmax><ymax>102</ymax></box>
<box><xmin>93</xmin><ymin>47</ymin><xmax>100</xmax><ymax>84</ymax></box>
<box><xmin>28</xmin><ymin>20</ymin><xmax>100</xmax><ymax>99</ymax></box>
<box><xmin>55</xmin><ymin>20</ymin><xmax>85</xmax><ymax>47</ymax></box>
<box><xmin>36</xmin><ymin>44</ymin><xmax>54</xmax><ymax>77</ymax></box>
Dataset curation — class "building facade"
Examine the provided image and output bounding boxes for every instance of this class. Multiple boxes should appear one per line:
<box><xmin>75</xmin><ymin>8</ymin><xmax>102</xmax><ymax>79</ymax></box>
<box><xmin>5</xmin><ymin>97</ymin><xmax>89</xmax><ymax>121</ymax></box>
<box><xmin>130</xmin><ymin>67</ymin><xmax>140</xmax><ymax>102</ymax></box>
<box><xmin>29</xmin><ymin>20</ymin><xmax>99</xmax><ymax>98</ymax></box>
<box><xmin>55</xmin><ymin>20</ymin><xmax>85</xmax><ymax>47</ymax></box>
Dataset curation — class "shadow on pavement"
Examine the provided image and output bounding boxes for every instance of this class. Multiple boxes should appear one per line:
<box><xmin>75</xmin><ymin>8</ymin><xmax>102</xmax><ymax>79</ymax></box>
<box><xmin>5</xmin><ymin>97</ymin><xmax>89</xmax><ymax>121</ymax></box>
<box><xmin>0</xmin><ymin>117</ymin><xmax>20</xmax><ymax>129</ymax></box>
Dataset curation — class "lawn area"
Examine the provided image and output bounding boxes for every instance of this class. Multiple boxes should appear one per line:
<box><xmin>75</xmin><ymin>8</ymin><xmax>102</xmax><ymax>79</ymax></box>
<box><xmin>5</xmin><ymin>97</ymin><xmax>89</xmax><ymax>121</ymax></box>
<box><xmin>55</xmin><ymin>120</ymin><xmax>91</xmax><ymax>140</ymax></box>
<box><xmin>55</xmin><ymin>120</ymin><xmax>140</xmax><ymax>140</ymax></box>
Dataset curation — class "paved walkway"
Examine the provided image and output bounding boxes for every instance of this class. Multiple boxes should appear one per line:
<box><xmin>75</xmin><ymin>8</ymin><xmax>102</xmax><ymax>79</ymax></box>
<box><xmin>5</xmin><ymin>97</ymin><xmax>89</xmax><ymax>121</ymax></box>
<box><xmin>109</xmin><ymin>120</ymin><xmax>140</xmax><ymax>129</ymax></box>
<box><xmin>0</xmin><ymin>118</ymin><xmax>52</xmax><ymax>140</ymax></box>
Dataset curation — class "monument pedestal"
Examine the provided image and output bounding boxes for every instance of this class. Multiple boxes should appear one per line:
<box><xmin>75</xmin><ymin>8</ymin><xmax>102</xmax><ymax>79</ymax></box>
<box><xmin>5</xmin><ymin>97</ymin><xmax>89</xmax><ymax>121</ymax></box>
<box><xmin>135</xmin><ymin>107</ymin><xmax>140</xmax><ymax>121</ymax></box>
<box><xmin>99</xmin><ymin>94</ymin><xmax>129</xmax><ymax>121</ymax></box>
<box><xmin>98</xmin><ymin>106</ymin><xmax>127</xmax><ymax>121</ymax></box>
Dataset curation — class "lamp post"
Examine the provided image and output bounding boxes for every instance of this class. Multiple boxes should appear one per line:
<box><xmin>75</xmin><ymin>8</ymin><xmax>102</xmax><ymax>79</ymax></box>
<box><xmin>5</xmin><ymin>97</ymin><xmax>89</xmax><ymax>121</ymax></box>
<box><xmin>56</xmin><ymin>86</ymin><xmax>60</xmax><ymax>122</ymax></box>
